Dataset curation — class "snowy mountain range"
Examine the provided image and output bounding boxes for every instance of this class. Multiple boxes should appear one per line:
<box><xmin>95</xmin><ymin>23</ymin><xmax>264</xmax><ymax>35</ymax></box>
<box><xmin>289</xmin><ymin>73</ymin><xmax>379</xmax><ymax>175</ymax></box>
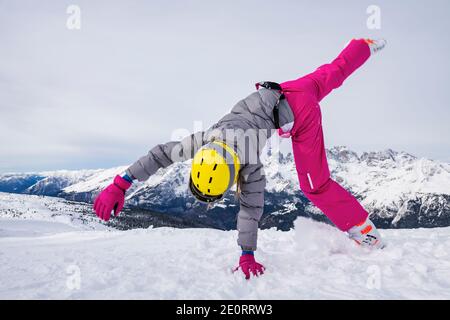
<box><xmin>1</xmin><ymin>146</ymin><xmax>449</xmax><ymax>230</ymax></box>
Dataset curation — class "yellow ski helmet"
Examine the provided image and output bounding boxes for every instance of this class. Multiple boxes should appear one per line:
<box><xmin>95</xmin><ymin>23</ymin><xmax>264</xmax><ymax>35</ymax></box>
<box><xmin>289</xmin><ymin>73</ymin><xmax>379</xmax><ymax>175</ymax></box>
<box><xmin>189</xmin><ymin>140</ymin><xmax>240</xmax><ymax>203</ymax></box>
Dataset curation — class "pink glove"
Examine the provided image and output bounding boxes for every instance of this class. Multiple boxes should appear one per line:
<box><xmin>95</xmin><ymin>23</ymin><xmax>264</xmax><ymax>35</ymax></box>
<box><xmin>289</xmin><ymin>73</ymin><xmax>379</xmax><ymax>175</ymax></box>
<box><xmin>93</xmin><ymin>175</ymin><xmax>131</xmax><ymax>221</ymax></box>
<box><xmin>234</xmin><ymin>254</ymin><xmax>265</xmax><ymax>280</ymax></box>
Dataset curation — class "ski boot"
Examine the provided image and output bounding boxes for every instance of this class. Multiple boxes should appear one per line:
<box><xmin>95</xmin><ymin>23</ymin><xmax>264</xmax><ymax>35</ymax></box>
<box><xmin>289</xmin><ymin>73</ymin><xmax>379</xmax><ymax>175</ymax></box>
<box><xmin>348</xmin><ymin>218</ymin><xmax>385</xmax><ymax>249</ymax></box>
<box><xmin>364</xmin><ymin>38</ymin><xmax>387</xmax><ymax>55</ymax></box>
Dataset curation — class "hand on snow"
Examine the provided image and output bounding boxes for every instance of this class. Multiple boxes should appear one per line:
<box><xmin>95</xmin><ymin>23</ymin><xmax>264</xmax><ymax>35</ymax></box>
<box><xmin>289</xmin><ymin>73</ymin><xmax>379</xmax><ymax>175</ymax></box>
<box><xmin>234</xmin><ymin>254</ymin><xmax>265</xmax><ymax>280</ymax></box>
<box><xmin>93</xmin><ymin>175</ymin><xmax>131</xmax><ymax>221</ymax></box>
<box><xmin>364</xmin><ymin>38</ymin><xmax>387</xmax><ymax>55</ymax></box>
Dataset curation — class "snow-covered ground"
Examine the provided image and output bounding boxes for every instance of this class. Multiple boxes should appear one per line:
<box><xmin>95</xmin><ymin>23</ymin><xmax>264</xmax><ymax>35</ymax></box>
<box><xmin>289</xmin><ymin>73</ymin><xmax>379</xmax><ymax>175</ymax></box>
<box><xmin>1</xmin><ymin>193</ymin><xmax>450</xmax><ymax>299</ymax></box>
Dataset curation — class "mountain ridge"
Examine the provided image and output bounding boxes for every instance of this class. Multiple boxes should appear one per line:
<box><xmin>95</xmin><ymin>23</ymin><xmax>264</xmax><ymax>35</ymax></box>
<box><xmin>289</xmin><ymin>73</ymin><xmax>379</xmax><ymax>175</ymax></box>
<box><xmin>1</xmin><ymin>146</ymin><xmax>449</xmax><ymax>230</ymax></box>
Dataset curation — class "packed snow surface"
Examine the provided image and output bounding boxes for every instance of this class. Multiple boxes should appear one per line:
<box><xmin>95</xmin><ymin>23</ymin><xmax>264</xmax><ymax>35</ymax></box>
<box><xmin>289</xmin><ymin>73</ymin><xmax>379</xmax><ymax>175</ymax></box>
<box><xmin>1</xmin><ymin>193</ymin><xmax>449</xmax><ymax>299</ymax></box>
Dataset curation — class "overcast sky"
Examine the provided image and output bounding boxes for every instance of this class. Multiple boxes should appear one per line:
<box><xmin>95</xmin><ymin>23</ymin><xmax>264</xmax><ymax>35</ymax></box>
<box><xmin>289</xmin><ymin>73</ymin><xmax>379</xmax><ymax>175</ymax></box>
<box><xmin>1</xmin><ymin>0</ymin><xmax>449</xmax><ymax>173</ymax></box>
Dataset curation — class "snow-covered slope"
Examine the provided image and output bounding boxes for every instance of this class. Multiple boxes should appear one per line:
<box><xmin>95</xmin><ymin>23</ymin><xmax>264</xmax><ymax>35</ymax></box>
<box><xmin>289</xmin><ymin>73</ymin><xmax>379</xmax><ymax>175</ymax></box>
<box><xmin>1</xmin><ymin>193</ymin><xmax>449</xmax><ymax>299</ymax></box>
<box><xmin>0</xmin><ymin>192</ymin><xmax>110</xmax><ymax>231</ymax></box>
<box><xmin>0</xmin><ymin>192</ymin><xmax>216</xmax><ymax>232</ymax></box>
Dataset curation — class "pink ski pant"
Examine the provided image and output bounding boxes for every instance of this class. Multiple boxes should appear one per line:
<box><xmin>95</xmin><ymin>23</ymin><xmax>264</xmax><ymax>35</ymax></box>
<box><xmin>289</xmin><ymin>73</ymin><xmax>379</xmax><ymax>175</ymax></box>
<box><xmin>290</xmin><ymin>100</ymin><xmax>368</xmax><ymax>231</ymax></box>
<box><xmin>281</xmin><ymin>39</ymin><xmax>371</xmax><ymax>231</ymax></box>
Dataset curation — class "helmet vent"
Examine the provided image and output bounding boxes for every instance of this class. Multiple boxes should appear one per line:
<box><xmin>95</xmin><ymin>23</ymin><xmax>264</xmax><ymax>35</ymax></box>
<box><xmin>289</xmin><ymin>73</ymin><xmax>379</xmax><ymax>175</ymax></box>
<box><xmin>197</xmin><ymin>172</ymin><xmax>200</xmax><ymax>178</ymax></box>
<box><xmin>213</xmin><ymin>164</ymin><xmax>217</xmax><ymax>171</ymax></box>
<box><xmin>209</xmin><ymin>177</ymin><xmax>212</xmax><ymax>183</ymax></box>
<box><xmin>208</xmin><ymin>189</ymin><xmax>210</xmax><ymax>193</ymax></box>
<box><xmin>200</xmin><ymin>158</ymin><xmax>204</xmax><ymax>165</ymax></box>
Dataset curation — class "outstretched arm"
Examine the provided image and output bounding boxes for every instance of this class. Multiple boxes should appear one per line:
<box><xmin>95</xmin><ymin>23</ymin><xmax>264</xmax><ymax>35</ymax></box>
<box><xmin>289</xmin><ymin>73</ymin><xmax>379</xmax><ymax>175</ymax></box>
<box><xmin>234</xmin><ymin>163</ymin><xmax>266</xmax><ymax>279</ymax></box>
<box><xmin>236</xmin><ymin>163</ymin><xmax>266</xmax><ymax>251</ymax></box>
<box><xmin>282</xmin><ymin>39</ymin><xmax>386</xmax><ymax>101</ymax></box>
<box><xmin>93</xmin><ymin>131</ymin><xmax>207</xmax><ymax>221</ymax></box>
<box><xmin>126</xmin><ymin>131</ymin><xmax>207</xmax><ymax>182</ymax></box>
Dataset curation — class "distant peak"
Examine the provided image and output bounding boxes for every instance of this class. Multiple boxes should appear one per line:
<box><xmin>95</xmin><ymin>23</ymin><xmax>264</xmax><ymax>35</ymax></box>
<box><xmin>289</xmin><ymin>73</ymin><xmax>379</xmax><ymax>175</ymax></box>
<box><xmin>326</xmin><ymin>146</ymin><xmax>359</xmax><ymax>162</ymax></box>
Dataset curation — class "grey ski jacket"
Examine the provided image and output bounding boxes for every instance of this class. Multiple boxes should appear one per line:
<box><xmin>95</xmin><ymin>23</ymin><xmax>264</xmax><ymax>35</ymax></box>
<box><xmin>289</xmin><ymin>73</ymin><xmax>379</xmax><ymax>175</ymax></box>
<box><xmin>126</xmin><ymin>87</ymin><xmax>294</xmax><ymax>250</ymax></box>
